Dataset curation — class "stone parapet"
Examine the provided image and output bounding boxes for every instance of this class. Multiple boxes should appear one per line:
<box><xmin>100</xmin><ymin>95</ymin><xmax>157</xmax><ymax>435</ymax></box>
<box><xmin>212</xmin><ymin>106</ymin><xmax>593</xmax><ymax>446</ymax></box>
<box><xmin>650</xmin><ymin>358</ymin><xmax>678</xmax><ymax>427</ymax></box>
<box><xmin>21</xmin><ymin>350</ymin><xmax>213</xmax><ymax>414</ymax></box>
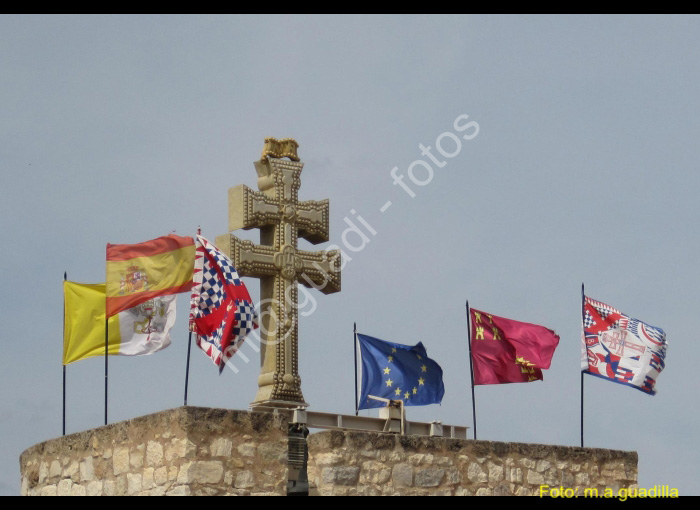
<box><xmin>307</xmin><ymin>430</ymin><xmax>637</xmax><ymax>496</ymax></box>
<box><xmin>20</xmin><ymin>407</ymin><xmax>637</xmax><ymax>496</ymax></box>
<box><xmin>20</xmin><ymin>407</ymin><xmax>288</xmax><ymax>496</ymax></box>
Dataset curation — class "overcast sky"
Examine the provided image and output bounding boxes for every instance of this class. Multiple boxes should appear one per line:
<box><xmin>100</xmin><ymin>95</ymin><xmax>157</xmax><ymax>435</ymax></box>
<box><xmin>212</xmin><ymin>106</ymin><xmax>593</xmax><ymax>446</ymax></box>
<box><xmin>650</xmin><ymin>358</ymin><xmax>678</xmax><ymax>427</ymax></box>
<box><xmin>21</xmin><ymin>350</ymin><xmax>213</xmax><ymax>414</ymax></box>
<box><xmin>2</xmin><ymin>14</ymin><xmax>699</xmax><ymax>495</ymax></box>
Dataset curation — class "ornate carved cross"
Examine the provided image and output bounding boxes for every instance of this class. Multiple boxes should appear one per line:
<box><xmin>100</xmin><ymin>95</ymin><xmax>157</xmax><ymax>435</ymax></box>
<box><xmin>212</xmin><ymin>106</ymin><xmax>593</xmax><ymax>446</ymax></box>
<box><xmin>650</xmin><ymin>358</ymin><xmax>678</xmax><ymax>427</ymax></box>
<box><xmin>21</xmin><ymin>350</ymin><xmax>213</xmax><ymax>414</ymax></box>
<box><xmin>216</xmin><ymin>139</ymin><xmax>341</xmax><ymax>409</ymax></box>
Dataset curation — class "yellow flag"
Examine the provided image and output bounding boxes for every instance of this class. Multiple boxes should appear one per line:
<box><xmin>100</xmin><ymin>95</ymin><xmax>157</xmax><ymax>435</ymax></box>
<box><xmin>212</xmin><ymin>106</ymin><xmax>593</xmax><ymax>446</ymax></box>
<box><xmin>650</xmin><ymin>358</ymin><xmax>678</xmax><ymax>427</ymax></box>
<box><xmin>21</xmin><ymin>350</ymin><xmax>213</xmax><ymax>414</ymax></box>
<box><xmin>63</xmin><ymin>282</ymin><xmax>119</xmax><ymax>365</ymax></box>
<box><xmin>63</xmin><ymin>281</ymin><xmax>177</xmax><ymax>365</ymax></box>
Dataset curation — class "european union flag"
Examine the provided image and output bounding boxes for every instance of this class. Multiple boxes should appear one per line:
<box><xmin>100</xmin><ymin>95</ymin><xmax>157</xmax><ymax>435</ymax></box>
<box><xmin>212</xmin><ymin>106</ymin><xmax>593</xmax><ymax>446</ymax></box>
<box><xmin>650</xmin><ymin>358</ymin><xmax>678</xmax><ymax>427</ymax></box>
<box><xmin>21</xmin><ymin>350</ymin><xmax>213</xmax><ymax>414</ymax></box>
<box><xmin>357</xmin><ymin>333</ymin><xmax>445</xmax><ymax>410</ymax></box>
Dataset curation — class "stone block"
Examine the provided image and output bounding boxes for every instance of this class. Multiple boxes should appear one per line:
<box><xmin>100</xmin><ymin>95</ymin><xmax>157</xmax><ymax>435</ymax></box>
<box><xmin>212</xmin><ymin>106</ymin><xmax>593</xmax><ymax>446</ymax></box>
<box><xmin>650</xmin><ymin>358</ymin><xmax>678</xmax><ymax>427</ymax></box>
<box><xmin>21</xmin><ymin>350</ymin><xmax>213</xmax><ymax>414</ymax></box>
<box><xmin>506</xmin><ymin>467</ymin><xmax>523</xmax><ymax>483</ymax></box>
<box><xmin>147</xmin><ymin>441</ymin><xmax>164</xmax><ymax>467</ymax></box>
<box><xmin>237</xmin><ymin>442</ymin><xmax>256</xmax><ymax>457</ymax></box>
<box><xmin>113</xmin><ymin>447</ymin><xmax>130</xmax><ymax>475</ymax></box>
<box><xmin>536</xmin><ymin>459</ymin><xmax>552</xmax><ymax>473</ymax></box>
<box><xmin>38</xmin><ymin>462</ymin><xmax>49</xmax><ymax>484</ymax></box>
<box><xmin>332</xmin><ymin>466</ymin><xmax>360</xmax><ymax>486</ymax></box>
<box><xmin>210</xmin><ymin>438</ymin><xmax>232</xmax><ymax>457</ymax></box>
<box><xmin>103</xmin><ymin>480</ymin><xmax>116</xmax><ymax>496</ymax></box>
<box><xmin>360</xmin><ymin>460</ymin><xmax>391</xmax><ymax>485</ymax></box>
<box><xmin>49</xmin><ymin>460</ymin><xmax>62</xmax><ymax>479</ymax></box>
<box><xmin>40</xmin><ymin>485</ymin><xmax>58</xmax><ymax>496</ymax></box>
<box><xmin>234</xmin><ymin>470</ymin><xmax>256</xmax><ymax>489</ymax></box>
<box><xmin>258</xmin><ymin>443</ymin><xmax>286</xmax><ymax>462</ymax></box>
<box><xmin>488</xmin><ymin>461</ymin><xmax>504</xmax><ymax>483</ymax></box>
<box><xmin>127</xmin><ymin>473</ymin><xmax>143</xmax><ymax>495</ymax></box>
<box><xmin>79</xmin><ymin>456</ymin><xmax>94</xmax><ymax>482</ymax></box>
<box><xmin>575</xmin><ymin>472</ymin><xmax>590</xmax><ymax>486</ymax></box>
<box><xmin>181</xmin><ymin>461</ymin><xmax>224</xmax><ymax>484</ymax></box>
<box><xmin>87</xmin><ymin>481</ymin><xmax>103</xmax><ymax>496</ymax></box>
<box><xmin>115</xmin><ymin>475</ymin><xmax>128</xmax><ymax>496</ymax></box>
<box><xmin>142</xmin><ymin>467</ymin><xmax>155</xmax><ymax>490</ymax></box>
<box><xmin>467</xmin><ymin>462</ymin><xmax>487</xmax><ymax>483</ymax></box>
<box><xmin>166</xmin><ymin>485</ymin><xmax>191</xmax><ymax>496</ymax></box>
<box><xmin>130</xmin><ymin>450</ymin><xmax>144</xmax><ymax>470</ymax></box>
<box><xmin>314</xmin><ymin>452</ymin><xmax>344</xmax><ymax>466</ymax></box>
<box><xmin>527</xmin><ymin>470</ymin><xmax>545</xmax><ymax>485</ymax></box>
<box><xmin>150</xmin><ymin>486</ymin><xmax>167</xmax><ymax>496</ymax></box>
<box><xmin>391</xmin><ymin>463</ymin><xmax>413</xmax><ymax>487</ymax></box>
<box><xmin>415</xmin><ymin>468</ymin><xmax>445</xmax><ymax>488</ymax></box>
<box><xmin>444</xmin><ymin>467</ymin><xmax>462</xmax><ymax>485</ymax></box>
<box><xmin>71</xmin><ymin>484</ymin><xmax>87</xmax><ymax>496</ymax></box>
<box><xmin>154</xmin><ymin>466</ymin><xmax>168</xmax><ymax>486</ymax></box>
<box><xmin>57</xmin><ymin>478</ymin><xmax>72</xmax><ymax>496</ymax></box>
<box><xmin>64</xmin><ymin>460</ymin><xmax>79</xmax><ymax>480</ymax></box>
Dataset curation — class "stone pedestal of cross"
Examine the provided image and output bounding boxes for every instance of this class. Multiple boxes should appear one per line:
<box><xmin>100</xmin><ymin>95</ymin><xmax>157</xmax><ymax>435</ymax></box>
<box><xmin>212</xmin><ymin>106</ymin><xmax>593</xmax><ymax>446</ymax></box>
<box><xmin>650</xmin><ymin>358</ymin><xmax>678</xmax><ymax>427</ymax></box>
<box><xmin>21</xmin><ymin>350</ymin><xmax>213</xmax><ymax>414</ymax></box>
<box><xmin>216</xmin><ymin>139</ymin><xmax>341</xmax><ymax>409</ymax></box>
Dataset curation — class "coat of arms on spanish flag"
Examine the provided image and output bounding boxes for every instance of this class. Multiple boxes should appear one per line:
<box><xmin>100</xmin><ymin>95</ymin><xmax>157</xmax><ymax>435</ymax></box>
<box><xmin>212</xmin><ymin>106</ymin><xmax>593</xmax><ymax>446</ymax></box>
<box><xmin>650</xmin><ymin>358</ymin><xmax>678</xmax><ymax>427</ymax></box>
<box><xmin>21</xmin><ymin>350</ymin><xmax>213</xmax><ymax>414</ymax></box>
<box><xmin>106</xmin><ymin>234</ymin><xmax>195</xmax><ymax>317</ymax></box>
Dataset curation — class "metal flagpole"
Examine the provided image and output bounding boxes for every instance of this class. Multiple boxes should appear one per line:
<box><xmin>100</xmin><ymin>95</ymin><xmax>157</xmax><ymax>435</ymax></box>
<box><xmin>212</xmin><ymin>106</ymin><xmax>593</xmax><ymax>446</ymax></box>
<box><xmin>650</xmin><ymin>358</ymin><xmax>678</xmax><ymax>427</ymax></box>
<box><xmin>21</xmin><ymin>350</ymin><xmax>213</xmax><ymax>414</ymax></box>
<box><xmin>580</xmin><ymin>371</ymin><xmax>584</xmax><ymax>448</ymax></box>
<box><xmin>184</xmin><ymin>330</ymin><xmax>193</xmax><ymax>406</ymax></box>
<box><xmin>63</xmin><ymin>271</ymin><xmax>67</xmax><ymax>436</ymax></box>
<box><xmin>354</xmin><ymin>323</ymin><xmax>358</xmax><ymax>416</ymax></box>
<box><xmin>466</xmin><ymin>300</ymin><xmax>477</xmax><ymax>440</ymax></box>
<box><xmin>185</xmin><ymin>226</ymin><xmax>200</xmax><ymax>406</ymax></box>
<box><xmin>580</xmin><ymin>283</ymin><xmax>585</xmax><ymax>448</ymax></box>
<box><xmin>104</xmin><ymin>314</ymin><xmax>108</xmax><ymax>426</ymax></box>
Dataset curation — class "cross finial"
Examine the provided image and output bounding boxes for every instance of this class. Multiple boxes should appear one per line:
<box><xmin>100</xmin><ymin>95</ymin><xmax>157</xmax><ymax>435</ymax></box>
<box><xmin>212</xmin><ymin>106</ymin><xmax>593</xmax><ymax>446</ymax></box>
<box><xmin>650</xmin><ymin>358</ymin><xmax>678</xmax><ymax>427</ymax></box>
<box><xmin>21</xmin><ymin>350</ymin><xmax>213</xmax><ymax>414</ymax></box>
<box><xmin>216</xmin><ymin>139</ymin><xmax>341</xmax><ymax>409</ymax></box>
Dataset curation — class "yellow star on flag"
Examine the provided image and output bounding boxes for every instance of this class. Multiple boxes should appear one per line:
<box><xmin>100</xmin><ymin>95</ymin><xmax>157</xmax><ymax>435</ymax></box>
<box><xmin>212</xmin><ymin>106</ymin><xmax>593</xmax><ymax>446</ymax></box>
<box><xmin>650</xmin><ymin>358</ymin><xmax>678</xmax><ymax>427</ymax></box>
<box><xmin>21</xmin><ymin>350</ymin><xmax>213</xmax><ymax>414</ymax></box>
<box><xmin>383</xmin><ymin>367</ymin><xmax>391</xmax><ymax>375</ymax></box>
<box><xmin>386</xmin><ymin>378</ymin><xmax>393</xmax><ymax>387</ymax></box>
<box><xmin>395</xmin><ymin>388</ymin><xmax>402</xmax><ymax>396</ymax></box>
<box><xmin>418</xmin><ymin>377</ymin><xmax>425</xmax><ymax>386</ymax></box>
<box><xmin>421</xmin><ymin>365</ymin><xmax>427</xmax><ymax>372</ymax></box>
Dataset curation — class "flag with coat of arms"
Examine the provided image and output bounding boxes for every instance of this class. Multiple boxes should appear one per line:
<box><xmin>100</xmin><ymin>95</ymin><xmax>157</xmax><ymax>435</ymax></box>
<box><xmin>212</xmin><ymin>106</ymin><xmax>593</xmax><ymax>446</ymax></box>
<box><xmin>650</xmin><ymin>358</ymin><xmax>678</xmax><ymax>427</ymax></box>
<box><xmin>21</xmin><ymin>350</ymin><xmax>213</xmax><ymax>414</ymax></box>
<box><xmin>189</xmin><ymin>235</ymin><xmax>258</xmax><ymax>372</ymax></box>
<box><xmin>582</xmin><ymin>295</ymin><xmax>667</xmax><ymax>395</ymax></box>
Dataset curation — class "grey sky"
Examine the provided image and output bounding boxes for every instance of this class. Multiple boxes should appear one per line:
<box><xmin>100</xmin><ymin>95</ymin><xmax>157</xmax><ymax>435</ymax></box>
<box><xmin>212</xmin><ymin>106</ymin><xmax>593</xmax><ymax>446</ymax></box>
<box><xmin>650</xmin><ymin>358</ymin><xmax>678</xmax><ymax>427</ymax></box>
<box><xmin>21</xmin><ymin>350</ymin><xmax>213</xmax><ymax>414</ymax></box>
<box><xmin>2</xmin><ymin>14</ymin><xmax>699</xmax><ymax>495</ymax></box>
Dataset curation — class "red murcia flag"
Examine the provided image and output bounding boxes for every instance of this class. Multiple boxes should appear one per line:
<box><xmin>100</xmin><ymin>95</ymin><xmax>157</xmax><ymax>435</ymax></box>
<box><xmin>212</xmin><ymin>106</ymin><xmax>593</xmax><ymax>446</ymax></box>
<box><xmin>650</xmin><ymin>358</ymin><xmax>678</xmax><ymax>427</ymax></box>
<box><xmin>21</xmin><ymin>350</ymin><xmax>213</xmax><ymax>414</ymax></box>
<box><xmin>470</xmin><ymin>308</ymin><xmax>560</xmax><ymax>385</ymax></box>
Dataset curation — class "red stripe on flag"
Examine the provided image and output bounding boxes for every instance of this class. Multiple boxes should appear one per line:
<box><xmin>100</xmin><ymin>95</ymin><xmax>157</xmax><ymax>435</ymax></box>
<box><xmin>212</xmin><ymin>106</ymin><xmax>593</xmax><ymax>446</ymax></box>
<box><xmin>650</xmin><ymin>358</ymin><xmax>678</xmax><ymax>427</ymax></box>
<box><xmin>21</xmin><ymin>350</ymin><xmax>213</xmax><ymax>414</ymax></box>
<box><xmin>106</xmin><ymin>281</ymin><xmax>193</xmax><ymax>317</ymax></box>
<box><xmin>107</xmin><ymin>234</ymin><xmax>194</xmax><ymax>261</ymax></box>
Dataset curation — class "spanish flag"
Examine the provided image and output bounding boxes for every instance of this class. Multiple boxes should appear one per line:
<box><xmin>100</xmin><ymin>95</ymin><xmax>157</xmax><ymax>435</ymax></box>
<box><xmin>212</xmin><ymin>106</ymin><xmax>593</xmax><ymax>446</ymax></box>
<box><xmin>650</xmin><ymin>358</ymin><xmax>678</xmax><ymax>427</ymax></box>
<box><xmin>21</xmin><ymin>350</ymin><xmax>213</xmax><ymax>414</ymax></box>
<box><xmin>106</xmin><ymin>234</ymin><xmax>195</xmax><ymax>317</ymax></box>
<box><xmin>63</xmin><ymin>281</ymin><xmax>176</xmax><ymax>365</ymax></box>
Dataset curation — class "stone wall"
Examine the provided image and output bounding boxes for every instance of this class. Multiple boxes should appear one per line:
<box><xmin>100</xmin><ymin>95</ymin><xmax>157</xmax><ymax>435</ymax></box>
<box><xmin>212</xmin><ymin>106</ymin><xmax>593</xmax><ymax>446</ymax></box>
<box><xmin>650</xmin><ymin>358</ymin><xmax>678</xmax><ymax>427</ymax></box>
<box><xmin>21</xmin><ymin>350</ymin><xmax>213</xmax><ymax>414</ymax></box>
<box><xmin>20</xmin><ymin>407</ymin><xmax>288</xmax><ymax>496</ymax></box>
<box><xmin>20</xmin><ymin>407</ymin><xmax>638</xmax><ymax>496</ymax></box>
<box><xmin>307</xmin><ymin>430</ymin><xmax>638</xmax><ymax>496</ymax></box>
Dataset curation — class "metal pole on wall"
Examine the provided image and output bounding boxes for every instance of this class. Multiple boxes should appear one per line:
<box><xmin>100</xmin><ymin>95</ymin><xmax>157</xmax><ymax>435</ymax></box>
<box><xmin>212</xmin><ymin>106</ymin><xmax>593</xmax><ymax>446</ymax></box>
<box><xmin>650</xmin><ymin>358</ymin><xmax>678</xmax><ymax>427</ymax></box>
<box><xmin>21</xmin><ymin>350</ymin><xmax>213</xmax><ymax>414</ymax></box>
<box><xmin>466</xmin><ymin>300</ymin><xmax>477</xmax><ymax>440</ymax></box>
<box><xmin>184</xmin><ymin>331</ymin><xmax>193</xmax><ymax>406</ymax></box>
<box><xmin>580</xmin><ymin>283</ymin><xmax>585</xmax><ymax>448</ymax></box>
<box><xmin>354</xmin><ymin>323</ymin><xmax>358</xmax><ymax>416</ymax></box>
<box><xmin>63</xmin><ymin>271</ymin><xmax>67</xmax><ymax>436</ymax></box>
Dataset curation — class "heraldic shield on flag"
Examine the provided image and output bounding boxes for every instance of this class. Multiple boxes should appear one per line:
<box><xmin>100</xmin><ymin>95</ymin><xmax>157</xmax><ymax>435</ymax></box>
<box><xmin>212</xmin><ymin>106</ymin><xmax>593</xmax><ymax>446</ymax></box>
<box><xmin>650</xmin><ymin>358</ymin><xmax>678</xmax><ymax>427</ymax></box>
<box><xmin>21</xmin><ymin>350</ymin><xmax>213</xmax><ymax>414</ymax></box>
<box><xmin>189</xmin><ymin>235</ymin><xmax>258</xmax><ymax>372</ymax></box>
<box><xmin>582</xmin><ymin>295</ymin><xmax>668</xmax><ymax>395</ymax></box>
<box><xmin>356</xmin><ymin>333</ymin><xmax>445</xmax><ymax>410</ymax></box>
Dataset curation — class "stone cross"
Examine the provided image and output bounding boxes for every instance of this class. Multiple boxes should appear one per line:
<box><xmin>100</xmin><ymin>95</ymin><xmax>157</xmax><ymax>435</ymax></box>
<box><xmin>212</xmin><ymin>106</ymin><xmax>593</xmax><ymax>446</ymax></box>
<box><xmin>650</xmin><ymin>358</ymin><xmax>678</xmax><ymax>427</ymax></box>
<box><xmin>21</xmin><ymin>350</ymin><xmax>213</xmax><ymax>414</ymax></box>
<box><xmin>216</xmin><ymin>138</ymin><xmax>341</xmax><ymax>409</ymax></box>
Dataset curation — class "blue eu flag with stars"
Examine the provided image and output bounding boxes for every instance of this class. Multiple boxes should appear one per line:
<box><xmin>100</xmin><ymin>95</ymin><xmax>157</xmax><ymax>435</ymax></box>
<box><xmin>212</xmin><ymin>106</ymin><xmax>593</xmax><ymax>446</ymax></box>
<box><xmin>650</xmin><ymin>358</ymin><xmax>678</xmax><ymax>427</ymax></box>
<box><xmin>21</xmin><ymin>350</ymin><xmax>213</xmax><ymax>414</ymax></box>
<box><xmin>357</xmin><ymin>333</ymin><xmax>445</xmax><ymax>410</ymax></box>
